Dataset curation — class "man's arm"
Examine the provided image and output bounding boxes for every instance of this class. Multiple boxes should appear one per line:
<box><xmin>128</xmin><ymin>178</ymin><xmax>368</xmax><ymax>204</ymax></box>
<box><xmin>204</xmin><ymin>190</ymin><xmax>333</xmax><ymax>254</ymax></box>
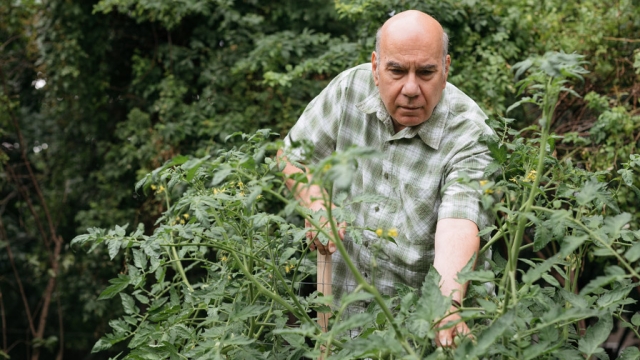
<box><xmin>433</xmin><ymin>217</ymin><xmax>480</xmax><ymax>347</ymax></box>
<box><xmin>276</xmin><ymin>149</ymin><xmax>344</xmax><ymax>254</ymax></box>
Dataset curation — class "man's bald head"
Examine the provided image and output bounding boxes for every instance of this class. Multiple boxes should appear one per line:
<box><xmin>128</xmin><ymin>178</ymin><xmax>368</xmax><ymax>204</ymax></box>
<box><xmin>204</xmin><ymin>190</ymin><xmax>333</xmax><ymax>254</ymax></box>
<box><xmin>370</xmin><ymin>10</ymin><xmax>451</xmax><ymax>132</ymax></box>
<box><xmin>375</xmin><ymin>10</ymin><xmax>449</xmax><ymax>70</ymax></box>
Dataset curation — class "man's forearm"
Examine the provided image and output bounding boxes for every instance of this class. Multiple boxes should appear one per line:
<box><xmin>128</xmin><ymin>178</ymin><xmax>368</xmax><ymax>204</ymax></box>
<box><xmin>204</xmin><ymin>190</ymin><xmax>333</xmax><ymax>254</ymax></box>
<box><xmin>433</xmin><ymin>218</ymin><xmax>480</xmax><ymax>303</ymax></box>
<box><xmin>277</xmin><ymin>149</ymin><xmax>326</xmax><ymax>210</ymax></box>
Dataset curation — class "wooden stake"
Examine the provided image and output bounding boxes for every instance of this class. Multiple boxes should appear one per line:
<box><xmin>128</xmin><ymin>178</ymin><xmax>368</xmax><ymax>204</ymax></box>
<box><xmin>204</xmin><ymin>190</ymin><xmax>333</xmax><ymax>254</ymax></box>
<box><xmin>317</xmin><ymin>252</ymin><xmax>332</xmax><ymax>332</ymax></box>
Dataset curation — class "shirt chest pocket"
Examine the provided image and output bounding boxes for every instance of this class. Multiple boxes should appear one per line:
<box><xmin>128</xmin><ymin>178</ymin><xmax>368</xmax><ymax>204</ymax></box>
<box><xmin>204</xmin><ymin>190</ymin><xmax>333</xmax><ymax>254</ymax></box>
<box><xmin>399</xmin><ymin>181</ymin><xmax>441</xmax><ymax>246</ymax></box>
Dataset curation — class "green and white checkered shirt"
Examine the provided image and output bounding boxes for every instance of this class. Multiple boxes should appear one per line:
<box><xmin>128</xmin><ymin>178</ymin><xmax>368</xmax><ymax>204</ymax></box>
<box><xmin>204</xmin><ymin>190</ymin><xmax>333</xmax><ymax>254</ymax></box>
<box><xmin>284</xmin><ymin>63</ymin><xmax>494</xmax><ymax>304</ymax></box>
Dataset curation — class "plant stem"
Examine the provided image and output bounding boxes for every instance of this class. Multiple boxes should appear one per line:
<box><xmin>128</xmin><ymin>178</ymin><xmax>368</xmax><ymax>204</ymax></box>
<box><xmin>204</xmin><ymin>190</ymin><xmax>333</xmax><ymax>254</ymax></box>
<box><xmin>531</xmin><ymin>206</ymin><xmax>640</xmax><ymax>279</ymax></box>
<box><xmin>507</xmin><ymin>77</ymin><xmax>556</xmax><ymax>307</ymax></box>
<box><xmin>323</xmin><ymin>187</ymin><xmax>418</xmax><ymax>359</ymax></box>
<box><xmin>163</xmin><ymin>186</ymin><xmax>194</xmax><ymax>292</ymax></box>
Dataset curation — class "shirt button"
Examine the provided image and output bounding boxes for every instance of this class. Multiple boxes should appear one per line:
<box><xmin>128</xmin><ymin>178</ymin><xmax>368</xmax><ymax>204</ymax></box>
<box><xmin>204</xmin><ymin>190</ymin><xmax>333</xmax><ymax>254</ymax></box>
<box><xmin>364</xmin><ymin>272</ymin><xmax>369</xmax><ymax>278</ymax></box>
<box><xmin>374</xmin><ymin>206</ymin><xmax>380</xmax><ymax>212</ymax></box>
<box><xmin>384</xmin><ymin>173</ymin><xmax>389</xmax><ymax>180</ymax></box>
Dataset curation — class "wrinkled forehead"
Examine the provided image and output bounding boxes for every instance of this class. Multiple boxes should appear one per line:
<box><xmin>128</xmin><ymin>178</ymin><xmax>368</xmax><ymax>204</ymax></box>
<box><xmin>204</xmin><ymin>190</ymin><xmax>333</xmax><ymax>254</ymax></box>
<box><xmin>380</xmin><ymin>27</ymin><xmax>444</xmax><ymax>61</ymax></box>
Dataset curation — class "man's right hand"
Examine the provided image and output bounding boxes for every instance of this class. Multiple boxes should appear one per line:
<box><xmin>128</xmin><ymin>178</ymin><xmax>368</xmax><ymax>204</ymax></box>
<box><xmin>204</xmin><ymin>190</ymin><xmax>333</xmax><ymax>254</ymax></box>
<box><xmin>306</xmin><ymin>218</ymin><xmax>345</xmax><ymax>255</ymax></box>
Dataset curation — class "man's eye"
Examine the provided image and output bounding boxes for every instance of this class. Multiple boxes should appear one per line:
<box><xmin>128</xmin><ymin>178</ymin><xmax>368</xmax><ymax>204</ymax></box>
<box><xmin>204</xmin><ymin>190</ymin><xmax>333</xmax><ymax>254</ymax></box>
<box><xmin>419</xmin><ymin>70</ymin><xmax>435</xmax><ymax>76</ymax></box>
<box><xmin>390</xmin><ymin>69</ymin><xmax>403</xmax><ymax>74</ymax></box>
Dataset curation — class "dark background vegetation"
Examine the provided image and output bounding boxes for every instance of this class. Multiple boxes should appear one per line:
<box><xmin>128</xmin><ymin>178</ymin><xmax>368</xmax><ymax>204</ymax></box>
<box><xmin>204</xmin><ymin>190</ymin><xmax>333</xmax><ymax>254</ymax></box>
<box><xmin>1</xmin><ymin>0</ymin><xmax>638</xmax><ymax>358</ymax></box>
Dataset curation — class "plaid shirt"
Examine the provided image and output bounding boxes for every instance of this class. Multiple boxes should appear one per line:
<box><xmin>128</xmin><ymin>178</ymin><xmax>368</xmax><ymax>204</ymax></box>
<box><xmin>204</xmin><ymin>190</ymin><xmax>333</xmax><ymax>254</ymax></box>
<box><xmin>283</xmin><ymin>63</ymin><xmax>494</xmax><ymax>304</ymax></box>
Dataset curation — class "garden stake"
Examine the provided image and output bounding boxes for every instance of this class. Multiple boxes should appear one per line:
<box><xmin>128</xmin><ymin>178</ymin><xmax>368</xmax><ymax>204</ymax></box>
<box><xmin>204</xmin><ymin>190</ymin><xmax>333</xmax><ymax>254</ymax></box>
<box><xmin>317</xmin><ymin>252</ymin><xmax>332</xmax><ymax>332</ymax></box>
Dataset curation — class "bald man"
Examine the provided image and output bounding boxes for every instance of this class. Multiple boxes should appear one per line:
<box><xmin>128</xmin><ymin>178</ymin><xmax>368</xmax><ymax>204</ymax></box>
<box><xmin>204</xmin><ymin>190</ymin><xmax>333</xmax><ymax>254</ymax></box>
<box><xmin>279</xmin><ymin>10</ymin><xmax>493</xmax><ymax>347</ymax></box>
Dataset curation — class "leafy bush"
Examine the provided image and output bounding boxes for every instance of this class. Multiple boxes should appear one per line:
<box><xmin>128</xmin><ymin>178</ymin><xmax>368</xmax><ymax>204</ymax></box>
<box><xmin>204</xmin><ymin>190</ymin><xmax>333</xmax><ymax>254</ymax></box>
<box><xmin>73</xmin><ymin>53</ymin><xmax>640</xmax><ymax>359</ymax></box>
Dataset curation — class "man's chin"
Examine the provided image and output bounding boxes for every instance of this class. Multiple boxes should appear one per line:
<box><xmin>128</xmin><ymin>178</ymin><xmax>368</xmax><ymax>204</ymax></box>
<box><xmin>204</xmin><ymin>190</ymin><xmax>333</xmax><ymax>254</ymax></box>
<box><xmin>394</xmin><ymin>116</ymin><xmax>429</xmax><ymax>128</ymax></box>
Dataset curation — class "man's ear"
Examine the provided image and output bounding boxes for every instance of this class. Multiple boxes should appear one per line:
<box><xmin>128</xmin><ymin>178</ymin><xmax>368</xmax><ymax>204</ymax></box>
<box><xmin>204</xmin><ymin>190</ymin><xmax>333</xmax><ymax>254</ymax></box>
<box><xmin>443</xmin><ymin>54</ymin><xmax>451</xmax><ymax>82</ymax></box>
<box><xmin>371</xmin><ymin>51</ymin><xmax>379</xmax><ymax>86</ymax></box>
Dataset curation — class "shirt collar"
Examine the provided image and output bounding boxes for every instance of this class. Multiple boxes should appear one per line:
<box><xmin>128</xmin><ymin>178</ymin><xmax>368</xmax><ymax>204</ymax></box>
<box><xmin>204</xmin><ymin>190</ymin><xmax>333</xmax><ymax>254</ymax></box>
<box><xmin>355</xmin><ymin>85</ymin><xmax>450</xmax><ymax>150</ymax></box>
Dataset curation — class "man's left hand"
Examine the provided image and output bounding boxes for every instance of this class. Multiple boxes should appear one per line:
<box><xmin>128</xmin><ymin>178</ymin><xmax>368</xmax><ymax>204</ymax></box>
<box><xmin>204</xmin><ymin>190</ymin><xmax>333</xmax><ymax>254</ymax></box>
<box><xmin>435</xmin><ymin>310</ymin><xmax>472</xmax><ymax>348</ymax></box>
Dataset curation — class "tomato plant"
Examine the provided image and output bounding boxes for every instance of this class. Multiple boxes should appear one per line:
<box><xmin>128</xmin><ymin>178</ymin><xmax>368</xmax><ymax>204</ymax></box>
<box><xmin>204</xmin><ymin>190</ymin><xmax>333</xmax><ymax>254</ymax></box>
<box><xmin>72</xmin><ymin>52</ymin><xmax>640</xmax><ymax>359</ymax></box>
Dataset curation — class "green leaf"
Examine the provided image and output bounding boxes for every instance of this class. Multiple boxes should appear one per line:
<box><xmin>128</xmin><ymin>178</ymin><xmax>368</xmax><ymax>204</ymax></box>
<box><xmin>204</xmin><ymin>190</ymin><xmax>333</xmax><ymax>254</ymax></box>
<box><xmin>618</xmin><ymin>347</ymin><xmax>640</xmax><ymax>360</ymax></box>
<box><xmin>98</xmin><ymin>274</ymin><xmax>131</xmax><ymax>300</ymax></box>
<box><xmin>340</xmin><ymin>291</ymin><xmax>375</xmax><ymax>306</ymax></box>
<box><xmin>132</xmin><ymin>249</ymin><xmax>147</xmax><ymax>269</ymax></box>
<box><xmin>580</xmin><ymin>274</ymin><xmax>621</xmax><ymax>296</ymax></box>
<box><xmin>329</xmin><ymin>313</ymin><xmax>373</xmax><ymax>335</ymax></box>
<box><xmin>478</xmin><ymin>225</ymin><xmax>497</xmax><ymax>237</ymax></box>
<box><xmin>284</xmin><ymin>200</ymin><xmax>298</xmax><ymax>216</ymax></box>
<box><xmin>91</xmin><ymin>338</ymin><xmax>113</xmax><ymax>353</ymax></box>
<box><xmin>467</xmin><ymin>311</ymin><xmax>516</xmax><ymax>357</ymax></box>
<box><xmin>523</xmin><ymin>235</ymin><xmax>587</xmax><ymax>284</ymax></box>
<box><xmin>559</xmin><ymin>288</ymin><xmax>588</xmax><ymax>309</ymax></box>
<box><xmin>601</xmin><ymin>213</ymin><xmax>632</xmax><ymax>241</ymax></box>
<box><xmin>229</xmin><ymin>305</ymin><xmax>269</xmax><ymax>322</ymax></box>
<box><xmin>625</xmin><ymin>242</ymin><xmax>640</xmax><ymax>262</ymax></box>
<box><xmin>578</xmin><ymin>315</ymin><xmax>612</xmax><ymax>358</ymax></box>
<box><xmin>184</xmin><ymin>155</ymin><xmax>210</xmax><ymax>182</ymax></box>
<box><xmin>107</xmin><ymin>239</ymin><xmax>122</xmax><ymax>260</ymax></box>
<box><xmin>476</xmin><ymin>298</ymin><xmax>497</xmax><ymax>313</ymax></box>
<box><xmin>211</xmin><ymin>167</ymin><xmax>232</xmax><ymax>186</ymax></box>
<box><xmin>279</xmin><ymin>248</ymin><xmax>297</xmax><ymax>263</ymax></box>
<box><xmin>120</xmin><ymin>293</ymin><xmax>137</xmax><ymax>315</ymax></box>
<box><xmin>487</xmin><ymin>141</ymin><xmax>508</xmax><ymax>164</ymax></box>
<box><xmin>631</xmin><ymin>313</ymin><xmax>640</xmax><ymax>326</ymax></box>
<box><xmin>456</xmin><ymin>269</ymin><xmax>495</xmax><ymax>283</ymax></box>
<box><xmin>161</xmin><ymin>155</ymin><xmax>189</xmax><ymax>171</ymax></box>
<box><xmin>533</xmin><ymin>223</ymin><xmax>552</xmax><ymax>251</ymax></box>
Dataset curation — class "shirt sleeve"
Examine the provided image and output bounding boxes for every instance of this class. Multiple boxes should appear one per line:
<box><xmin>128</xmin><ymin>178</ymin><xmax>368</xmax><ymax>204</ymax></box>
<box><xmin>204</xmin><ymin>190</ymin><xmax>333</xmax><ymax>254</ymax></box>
<box><xmin>438</xmin><ymin>128</ymin><xmax>494</xmax><ymax>232</ymax></box>
<box><xmin>282</xmin><ymin>72</ymin><xmax>348</xmax><ymax>164</ymax></box>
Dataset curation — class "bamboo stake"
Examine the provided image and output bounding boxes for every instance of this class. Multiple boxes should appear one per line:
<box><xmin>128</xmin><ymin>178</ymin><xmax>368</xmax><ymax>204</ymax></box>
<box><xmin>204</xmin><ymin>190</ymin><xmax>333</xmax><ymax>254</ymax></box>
<box><xmin>317</xmin><ymin>252</ymin><xmax>332</xmax><ymax>332</ymax></box>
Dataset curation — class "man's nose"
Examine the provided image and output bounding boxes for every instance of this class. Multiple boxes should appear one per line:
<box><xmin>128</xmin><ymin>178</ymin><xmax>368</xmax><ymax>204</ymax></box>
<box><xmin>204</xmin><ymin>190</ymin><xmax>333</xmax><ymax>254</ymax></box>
<box><xmin>401</xmin><ymin>73</ymin><xmax>420</xmax><ymax>98</ymax></box>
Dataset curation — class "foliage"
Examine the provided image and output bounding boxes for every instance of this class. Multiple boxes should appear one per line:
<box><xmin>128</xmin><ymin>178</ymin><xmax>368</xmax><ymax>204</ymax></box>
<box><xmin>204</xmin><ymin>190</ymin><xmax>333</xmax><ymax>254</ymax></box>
<box><xmin>2</xmin><ymin>0</ymin><xmax>639</xmax><ymax>358</ymax></box>
<box><xmin>73</xmin><ymin>52</ymin><xmax>640</xmax><ymax>359</ymax></box>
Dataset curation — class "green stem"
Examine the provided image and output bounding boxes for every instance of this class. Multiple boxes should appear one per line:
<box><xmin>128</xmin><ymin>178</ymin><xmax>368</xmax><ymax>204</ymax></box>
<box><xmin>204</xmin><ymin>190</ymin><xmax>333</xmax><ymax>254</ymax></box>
<box><xmin>162</xmin><ymin>184</ymin><xmax>194</xmax><ymax>292</ymax></box>
<box><xmin>479</xmin><ymin>223</ymin><xmax>509</xmax><ymax>255</ymax></box>
<box><xmin>531</xmin><ymin>206</ymin><xmax>640</xmax><ymax>279</ymax></box>
<box><xmin>322</xmin><ymin>187</ymin><xmax>418</xmax><ymax>359</ymax></box>
<box><xmin>507</xmin><ymin>77</ymin><xmax>556</xmax><ymax>307</ymax></box>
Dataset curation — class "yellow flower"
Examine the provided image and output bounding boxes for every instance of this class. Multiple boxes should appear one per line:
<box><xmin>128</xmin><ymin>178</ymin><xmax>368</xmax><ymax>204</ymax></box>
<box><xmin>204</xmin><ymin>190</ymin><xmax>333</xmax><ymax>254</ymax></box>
<box><xmin>375</xmin><ymin>228</ymin><xmax>383</xmax><ymax>237</ymax></box>
<box><xmin>237</xmin><ymin>181</ymin><xmax>244</xmax><ymax>188</ymax></box>
<box><xmin>150</xmin><ymin>184</ymin><xmax>157</xmax><ymax>190</ymax></box>
<box><xmin>221</xmin><ymin>256</ymin><xmax>227</xmax><ymax>262</ymax></box>
<box><xmin>239</xmin><ymin>191</ymin><xmax>245</xmax><ymax>197</ymax></box>
<box><xmin>524</xmin><ymin>170</ymin><xmax>537</xmax><ymax>183</ymax></box>
<box><xmin>509</xmin><ymin>177</ymin><xmax>518</xmax><ymax>183</ymax></box>
<box><xmin>183</xmin><ymin>213</ymin><xmax>190</xmax><ymax>219</ymax></box>
<box><xmin>479</xmin><ymin>180</ymin><xmax>493</xmax><ymax>194</ymax></box>
<box><xmin>386</xmin><ymin>228</ymin><xmax>398</xmax><ymax>237</ymax></box>
<box><xmin>180</xmin><ymin>219</ymin><xmax>185</xmax><ymax>225</ymax></box>
<box><xmin>157</xmin><ymin>185</ymin><xmax>165</xmax><ymax>194</ymax></box>
<box><xmin>322</xmin><ymin>163</ymin><xmax>332</xmax><ymax>172</ymax></box>
<box><xmin>285</xmin><ymin>265</ymin><xmax>291</xmax><ymax>274</ymax></box>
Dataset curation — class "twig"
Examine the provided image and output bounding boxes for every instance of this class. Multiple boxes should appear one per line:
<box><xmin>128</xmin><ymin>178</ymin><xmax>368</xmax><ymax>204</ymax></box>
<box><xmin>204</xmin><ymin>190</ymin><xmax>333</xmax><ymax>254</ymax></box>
<box><xmin>2</xmin><ymin>63</ymin><xmax>63</xmax><ymax>359</ymax></box>
<box><xmin>4</xmin><ymin>164</ymin><xmax>50</xmax><ymax>250</ymax></box>
<box><xmin>0</xmin><ymin>218</ymin><xmax>37</xmax><ymax>336</ymax></box>
<box><xmin>55</xmin><ymin>290</ymin><xmax>64</xmax><ymax>360</ymax></box>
